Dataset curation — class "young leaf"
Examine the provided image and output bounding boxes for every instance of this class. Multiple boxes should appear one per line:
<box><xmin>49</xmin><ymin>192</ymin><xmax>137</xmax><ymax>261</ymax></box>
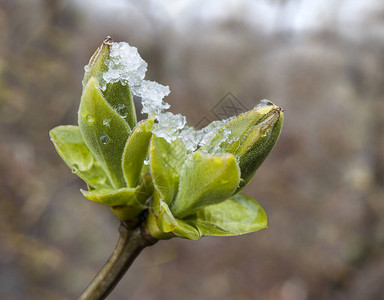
<box><xmin>157</xmin><ymin>201</ymin><xmax>201</xmax><ymax>240</ymax></box>
<box><xmin>122</xmin><ymin>119</ymin><xmax>154</xmax><ymax>188</ymax></box>
<box><xmin>82</xmin><ymin>187</ymin><xmax>144</xmax><ymax>206</ymax></box>
<box><xmin>102</xmin><ymin>82</ymin><xmax>137</xmax><ymax>130</ymax></box>
<box><xmin>189</xmin><ymin>193</ymin><xmax>267</xmax><ymax>236</ymax></box>
<box><xmin>81</xmin><ymin>173</ymin><xmax>152</xmax><ymax>206</ymax></box>
<box><xmin>150</xmin><ymin>135</ymin><xmax>187</xmax><ymax>205</ymax></box>
<box><xmin>170</xmin><ymin>151</ymin><xmax>240</xmax><ymax>219</ymax></box>
<box><xmin>78</xmin><ymin>77</ymin><xmax>131</xmax><ymax>189</ymax></box>
<box><xmin>144</xmin><ymin>190</ymin><xmax>198</xmax><ymax>239</ymax></box>
<box><xmin>49</xmin><ymin>125</ymin><xmax>112</xmax><ymax>190</ymax></box>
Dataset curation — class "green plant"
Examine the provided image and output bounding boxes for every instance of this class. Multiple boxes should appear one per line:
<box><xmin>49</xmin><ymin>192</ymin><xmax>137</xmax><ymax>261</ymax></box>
<box><xmin>50</xmin><ymin>37</ymin><xmax>283</xmax><ymax>299</ymax></box>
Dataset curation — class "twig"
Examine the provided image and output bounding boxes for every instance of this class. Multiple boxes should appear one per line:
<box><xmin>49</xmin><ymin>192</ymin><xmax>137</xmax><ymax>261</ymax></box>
<box><xmin>78</xmin><ymin>222</ymin><xmax>157</xmax><ymax>300</ymax></box>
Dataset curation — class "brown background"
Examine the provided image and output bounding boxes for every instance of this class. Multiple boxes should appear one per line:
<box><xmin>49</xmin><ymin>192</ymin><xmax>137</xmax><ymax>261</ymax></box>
<box><xmin>0</xmin><ymin>1</ymin><xmax>383</xmax><ymax>299</ymax></box>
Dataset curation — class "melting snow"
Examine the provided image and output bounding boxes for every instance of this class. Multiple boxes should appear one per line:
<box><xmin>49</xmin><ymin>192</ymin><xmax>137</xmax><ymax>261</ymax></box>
<box><xmin>96</xmin><ymin>41</ymin><xmax>235</xmax><ymax>152</ymax></box>
<box><xmin>102</xmin><ymin>42</ymin><xmax>147</xmax><ymax>90</ymax></box>
<box><xmin>152</xmin><ymin>112</ymin><xmax>186</xmax><ymax>143</ymax></box>
<box><xmin>132</xmin><ymin>80</ymin><xmax>170</xmax><ymax>116</ymax></box>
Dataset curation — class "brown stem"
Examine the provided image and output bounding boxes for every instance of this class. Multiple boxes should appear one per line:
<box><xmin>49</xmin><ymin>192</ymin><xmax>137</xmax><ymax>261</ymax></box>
<box><xmin>78</xmin><ymin>223</ymin><xmax>157</xmax><ymax>300</ymax></box>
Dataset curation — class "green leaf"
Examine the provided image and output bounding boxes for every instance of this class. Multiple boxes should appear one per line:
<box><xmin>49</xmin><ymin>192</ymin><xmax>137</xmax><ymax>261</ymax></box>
<box><xmin>49</xmin><ymin>125</ymin><xmax>112</xmax><ymax>190</ymax></box>
<box><xmin>78</xmin><ymin>77</ymin><xmax>131</xmax><ymax>189</ymax></box>
<box><xmin>146</xmin><ymin>188</ymin><xmax>265</xmax><ymax>240</ymax></box>
<box><xmin>82</xmin><ymin>174</ymin><xmax>153</xmax><ymax>221</ymax></box>
<box><xmin>145</xmin><ymin>208</ymin><xmax>174</xmax><ymax>240</ymax></box>
<box><xmin>189</xmin><ymin>193</ymin><xmax>267</xmax><ymax>236</ymax></box>
<box><xmin>146</xmin><ymin>193</ymin><xmax>266</xmax><ymax>240</ymax></box>
<box><xmin>102</xmin><ymin>82</ymin><xmax>137</xmax><ymax>130</ymax></box>
<box><xmin>146</xmin><ymin>178</ymin><xmax>200</xmax><ymax>240</ymax></box>
<box><xmin>82</xmin><ymin>187</ymin><xmax>141</xmax><ymax>206</ymax></box>
<box><xmin>149</xmin><ymin>135</ymin><xmax>187</xmax><ymax>205</ymax></box>
<box><xmin>81</xmin><ymin>173</ymin><xmax>152</xmax><ymax>206</ymax></box>
<box><xmin>170</xmin><ymin>151</ymin><xmax>241</xmax><ymax>219</ymax></box>
<box><xmin>122</xmin><ymin>119</ymin><xmax>154</xmax><ymax>188</ymax></box>
<box><xmin>157</xmin><ymin>201</ymin><xmax>201</xmax><ymax>240</ymax></box>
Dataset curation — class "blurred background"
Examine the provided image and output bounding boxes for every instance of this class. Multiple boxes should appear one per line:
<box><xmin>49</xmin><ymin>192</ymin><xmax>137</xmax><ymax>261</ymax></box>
<box><xmin>1</xmin><ymin>0</ymin><xmax>383</xmax><ymax>299</ymax></box>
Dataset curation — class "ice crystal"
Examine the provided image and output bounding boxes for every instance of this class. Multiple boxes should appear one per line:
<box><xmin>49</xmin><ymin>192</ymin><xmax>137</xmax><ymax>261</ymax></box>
<box><xmin>132</xmin><ymin>80</ymin><xmax>170</xmax><ymax>116</ymax></box>
<box><xmin>152</xmin><ymin>112</ymin><xmax>186</xmax><ymax>143</ymax></box>
<box><xmin>178</xmin><ymin>119</ymin><xmax>233</xmax><ymax>152</ymax></box>
<box><xmin>98</xmin><ymin>41</ymin><xmax>237</xmax><ymax>153</ymax></box>
<box><xmin>102</xmin><ymin>42</ymin><xmax>147</xmax><ymax>91</ymax></box>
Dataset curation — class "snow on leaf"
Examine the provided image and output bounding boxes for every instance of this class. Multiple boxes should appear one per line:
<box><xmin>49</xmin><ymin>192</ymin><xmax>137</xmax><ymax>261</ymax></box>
<box><xmin>98</xmin><ymin>41</ymin><xmax>237</xmax><ymax>153</ymax></box>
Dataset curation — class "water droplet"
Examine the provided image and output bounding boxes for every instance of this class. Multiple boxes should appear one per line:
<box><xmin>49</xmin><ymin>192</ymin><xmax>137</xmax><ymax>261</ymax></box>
<box><xmin>143</xmin><ymin>156</ymin><xmax>150</xmax><ymax>165</ymax></box>
<box><xmin>100</xmin><ymin>134</ymin><xmax>110</xmax><ymax>145</ymax></box>
<box><xmin>116</xmin><ymin>104</ymin><xmax>128</xmax><ymax>118</ymax></box>
<box><xmin>103</xmin><ymin>119</ymin><xmax>111</xmax><ymax>127</ymax></box>
<box><xmin>86</xmin><ymin>114</ymin><xmax>95</xmax><ymax>123</ymax></box>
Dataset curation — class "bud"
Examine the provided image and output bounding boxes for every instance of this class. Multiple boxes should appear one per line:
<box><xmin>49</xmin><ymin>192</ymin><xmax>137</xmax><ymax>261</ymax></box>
<box><xmin>82</xmin><ymin>36</ymin><xmax>112</xmax><ymax>88</ymax></box>
<box><xmin>50</xmin><ymin>37</ymin><xmax>156</xmax><ymax>222</ymax></box>
<box><xmin>202</xmin><ymin>100</ymin><xmax>283</xmax><ymax>190</ymax></box>
<box><xmin>78</xmin><ymin>38</ymin><xmax>140</xmax><ymax>188</ymax></box>
<box><xmin>82</xmin><ymin>37</ymin><xmax>137</xmax><ymax>129</ymax></box>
